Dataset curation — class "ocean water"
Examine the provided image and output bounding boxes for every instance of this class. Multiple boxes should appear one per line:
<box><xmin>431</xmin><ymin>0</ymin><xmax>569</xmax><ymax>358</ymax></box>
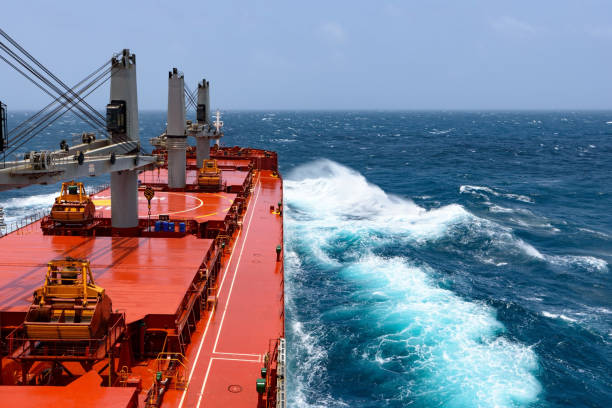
<box><xmin>1</xmin><ymin>111</ymin><xmax>611</xmax><ymax>407</ymax></box>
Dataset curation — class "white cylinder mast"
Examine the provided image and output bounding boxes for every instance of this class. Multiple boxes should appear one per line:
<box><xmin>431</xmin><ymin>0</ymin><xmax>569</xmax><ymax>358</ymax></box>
<box><xmin>194</xmin><ymin>79</ymin><xmax>211</xmax><ymax>166</ymax></box>
<box><xmin>109</xmin><ymin>50</ymin><xmax>139</xmax><ymax>229</ymax></box>
<box><xmin>109</xmin><ymin>50</ymin><xmax>139</xmax><ymax>143</ymax></box>
<box><xmin>167</xmin><ymin>68</ymin><xmax>187</xmax><ymax>189</ymax></box>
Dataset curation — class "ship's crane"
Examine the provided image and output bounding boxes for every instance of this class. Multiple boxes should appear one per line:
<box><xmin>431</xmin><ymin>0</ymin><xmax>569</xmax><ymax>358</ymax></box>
<box><xmin>0</xmin><ymin>30</ymin><xmax>157</xmax><ymax>229</ymax></box>
<box><xmin>153</xmin><ymin>78</ymin><xmax>224</xmax><ymax>169</ymax></box>
<box><xmin>0</xmin><ymin>100</ymin><xmax>7</xmax><ymax>154</ymax></box>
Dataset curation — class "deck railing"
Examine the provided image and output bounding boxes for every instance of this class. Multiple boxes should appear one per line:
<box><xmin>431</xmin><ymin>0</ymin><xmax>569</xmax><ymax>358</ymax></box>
<box><xmin>0</xmin><ymin>183</ymin><xmax>110</xmax><ymax>238</ymax></box>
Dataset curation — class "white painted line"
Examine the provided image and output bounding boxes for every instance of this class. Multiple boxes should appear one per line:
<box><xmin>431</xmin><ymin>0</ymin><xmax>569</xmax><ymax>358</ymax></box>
<box><xmin>177</xmin><ymin>303</ymin><xmax>215</xmax><ymax>408</ymax></box>
<box><xmin>215</xmin><ymin>180</ymin><xmax>261</xmax><ymax>293</ymax></box>
<box><xmin>195</xmin><ymin>357</ymin><xmax>261</xmax><ymax>407</ymax></box>
<box><xmin>196</xmin><ymin>358</ymin><xmax>215</xmax><ymax>408</ymax></box>
<box><xmin>179</xmin><ymin>177</ymin><xmax>261</xmax><ymax>408</ymax></box>
<box><xmin>212</xmin><ymin>180</ymin><xmax>262</xmax><ymax>354</ymax></box>
<box><xmin>211</xmin><ymin>357</ymin><xmax>261</xmax><ymax>363</ymax></box>
<box><xmin>213</xmin><ymin>351</ymin><xmax>261</xmax><ymax>357</ymax></box>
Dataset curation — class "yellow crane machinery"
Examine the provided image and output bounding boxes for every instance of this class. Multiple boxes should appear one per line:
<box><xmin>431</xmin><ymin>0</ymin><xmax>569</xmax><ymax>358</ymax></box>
<box><xmin>197</xmin><ymin>159</ymin><xmax>222</xmax><ymax>191</ymax></box>
<box><xmin>50</xmin><ymin>181</ymin><xmax>96</xmax><ymax>224</ymax></box>
<box><xmin>24</xmin><ymin>258</ymin><xmax>112</xmax><ymax>339</ymax></box>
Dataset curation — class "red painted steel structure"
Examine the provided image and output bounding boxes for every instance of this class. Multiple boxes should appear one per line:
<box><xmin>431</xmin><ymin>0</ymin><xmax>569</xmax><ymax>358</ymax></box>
<box><xmin>0</xmin><ymin>147</ymin><xmax>284</xmax><ymax>408</ymax></box>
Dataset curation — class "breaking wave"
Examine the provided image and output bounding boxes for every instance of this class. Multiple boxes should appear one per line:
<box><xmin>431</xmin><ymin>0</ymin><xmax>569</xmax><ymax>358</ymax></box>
<box><xmin>285</xmin><ymin>160</ymin><xmax>542</xmax><ymax>407</ymax></box>
<box><xmin>0</xmin><ymin>192</ymin><xmax>56</xmax><ymax>224</ymax></box>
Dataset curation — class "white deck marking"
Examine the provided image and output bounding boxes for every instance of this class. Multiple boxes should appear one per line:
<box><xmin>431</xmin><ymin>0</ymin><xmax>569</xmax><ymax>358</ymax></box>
<box><xmin>212</xmin><ymin>180</ymin><xmax>262</xmax><ymax>354</ymax></box>
<box><xmin>194</xmin><ymin>178</ymin><xmax>263</xmax><ymax>408</ymax></box>
<box><xmin>178</xmin><ymin>177</ymin><xmax>261</xmax><ymax>408</ymax></box>
<box><xmin>213</xmin><ymin>351</ymin><xmax>261</xmax><ymax>357</ymax></box>
<box><xmin>177</xmin><ymin>303</ymin><xmax>215</xmax><ymax>408</ymax></box>
<box><xmin>196</xmin><ymin>357</ymin><xmax>261</xmax><ymax>407</ymax></box>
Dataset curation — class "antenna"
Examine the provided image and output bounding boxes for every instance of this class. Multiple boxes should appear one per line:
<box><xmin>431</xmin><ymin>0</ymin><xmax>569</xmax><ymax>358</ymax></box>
<box><xmin>214</xmin><ymin>110</ymin><xmax>223</xmax><ymax>133</ymax></box>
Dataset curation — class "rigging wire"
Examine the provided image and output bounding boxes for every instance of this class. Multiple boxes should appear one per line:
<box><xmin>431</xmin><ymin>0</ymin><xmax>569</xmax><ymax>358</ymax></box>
<box><xmin>0</xmin><ymin>41</ymin><xmax>107</xmax><ymax>130</ymax></box>
<box><xmin>0</xmin><ymin>30</ymin><xmax>149</xmax><ymax>161</ymax></box>
<box><xmin>184</xmin><ymin>83</ymin><xmax>197</xmax><ymax>111</ymax></box>
<box><xmin>3</xmin><ymin>55</ymin><xmax>111</xmax><ymax>137</ymax></box>
<box><xmin>0</xmin><ymin>29</ymin><xmax>106</xmax><ymax>124</ymax></box>
<box><xmin>5</xmin><ymin>67</ymin><xmax>116</xmax><ymax>157</ymax></box>
<box><xmin>5</xmin><ymin>65</ymin><xmax>113</xmax><ymax>151</ymax></box>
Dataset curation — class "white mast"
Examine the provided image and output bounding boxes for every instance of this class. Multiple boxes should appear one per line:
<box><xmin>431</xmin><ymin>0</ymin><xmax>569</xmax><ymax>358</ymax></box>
<box><xmin>166</xmin><ymin>68</ymin><xmax>187</xmax><ymax>189</ymax></box>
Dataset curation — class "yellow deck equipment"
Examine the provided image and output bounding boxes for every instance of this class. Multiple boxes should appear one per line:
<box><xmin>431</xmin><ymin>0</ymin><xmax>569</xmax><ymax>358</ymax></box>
<box><xmin>198</xmin><ymin>159</ymin><xmax>222</xmax><ymax>191</ymax></box>
<box><xmin>24</xmin><ymin>258</ymin><xmax>112</xmax><ymax>339</ymax></box>
<box><xmin>50</xmin><ymin>181</ymin><xmax>95</xmax><ymax>224</ymax></box>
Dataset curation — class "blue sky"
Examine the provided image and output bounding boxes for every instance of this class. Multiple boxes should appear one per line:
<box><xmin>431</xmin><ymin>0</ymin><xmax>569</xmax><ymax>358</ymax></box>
<box><xmin>1</xmin><ymin>0</ymin><xmax>612</xmax><ymax>110</ymax></box>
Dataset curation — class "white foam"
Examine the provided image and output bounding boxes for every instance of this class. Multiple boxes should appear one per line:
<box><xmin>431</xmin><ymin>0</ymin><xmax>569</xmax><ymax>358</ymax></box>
<box><xmin>0</xmin><ymin>192</ymin><xmax>57</xmax><ymax>224</ymax></box>
<box><xmin>286</xmin><ymin>160</ymin><xmax>470</xmax><ymax>244</ymax></box>
<box><xmin>460</xmin><ymin>185</ymin><xmax>534</xmax><ymax>203</ymax></box>
<box><xmin>0</xmin><ymin>192</ymin><xmax>56</xmax><ymax>210</ymax></box>
<box><xmin>542</xmin><ymin>311</ymin><xmax>578</xmax><ymax>323</ymax></box>
<box><xmin>489</xmin><ymin>204</ymin><xmax>514</xmax><ymax>213</ymax></box>
<box><xmin>348</xmin><ymin>256</ymin><xmax>541</xmax><ymax>407</ymax></box>
<box><xmin>285</xmin><ymin>161</ymin><xmax>542</xmax><ymax>407</ymax></box>
<box><xmin>548</xmin><ymin>255</ymin><xmax>608</xmax><ymax>273</ymax></box>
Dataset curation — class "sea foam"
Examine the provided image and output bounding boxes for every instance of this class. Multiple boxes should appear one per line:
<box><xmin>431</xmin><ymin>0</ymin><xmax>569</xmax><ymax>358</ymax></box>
<box><xmin>285</xmin><ymin>160</ymin><xmax>542</xmax><ymax>407</ymax></box>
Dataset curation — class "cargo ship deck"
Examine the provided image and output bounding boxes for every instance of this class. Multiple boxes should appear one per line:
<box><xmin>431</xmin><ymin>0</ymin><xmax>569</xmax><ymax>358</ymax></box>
<box><xmin>0</xmin><ymin>152</ymin><xmax>285</xmax><ymax>408</ymax></box>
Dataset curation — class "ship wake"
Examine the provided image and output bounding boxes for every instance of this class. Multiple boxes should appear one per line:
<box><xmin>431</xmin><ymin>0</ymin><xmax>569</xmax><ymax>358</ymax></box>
<box><xmin>284</xmin><ymin>159</ymin><xmax>542</xmax><ymax>407</ymax></box>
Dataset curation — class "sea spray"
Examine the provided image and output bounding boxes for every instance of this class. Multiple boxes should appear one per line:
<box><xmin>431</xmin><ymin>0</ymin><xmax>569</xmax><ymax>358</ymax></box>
<box><xmin>285</xmin><ymin>160</ymin><xmax>541</xmax><ymax>407</ymax></box>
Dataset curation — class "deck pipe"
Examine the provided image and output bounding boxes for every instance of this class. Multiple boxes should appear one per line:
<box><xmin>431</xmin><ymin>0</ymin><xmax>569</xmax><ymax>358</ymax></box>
<box><xmin>167</xmin><ymin>68</ymin><xmax>187</xmax><ymax>189</ymax></box>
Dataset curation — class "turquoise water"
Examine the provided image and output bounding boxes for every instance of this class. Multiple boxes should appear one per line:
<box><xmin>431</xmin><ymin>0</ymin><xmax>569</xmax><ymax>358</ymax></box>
<box><xmin>1</xmin><ymin>111</ymin><xmax>610</xmax><ymax>407</ymax></box>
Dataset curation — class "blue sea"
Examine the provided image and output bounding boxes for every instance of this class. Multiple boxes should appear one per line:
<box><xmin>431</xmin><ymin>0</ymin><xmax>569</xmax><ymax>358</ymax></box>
<box><xmin>1</xmin><ymin>111</ymin><xmax>611</xmax><ymax>407</ymax></box>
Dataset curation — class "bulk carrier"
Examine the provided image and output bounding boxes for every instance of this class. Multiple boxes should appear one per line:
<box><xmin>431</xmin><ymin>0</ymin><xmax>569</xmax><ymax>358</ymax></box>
<box><xmin>0</xmin><ymin>32</ymin><xmax>285</xmax><ymax>408</ymax></box>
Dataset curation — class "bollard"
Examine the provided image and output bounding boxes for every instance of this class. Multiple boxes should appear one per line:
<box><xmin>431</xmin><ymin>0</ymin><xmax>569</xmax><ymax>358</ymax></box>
<box><xmin>276</xmin><ymin>245</ymin><xmax>282</xmax><ymax>262</ymax></box>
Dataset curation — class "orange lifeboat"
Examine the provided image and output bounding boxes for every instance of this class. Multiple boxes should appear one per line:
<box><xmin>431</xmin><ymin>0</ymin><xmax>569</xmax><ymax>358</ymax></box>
<box><xmin>50</xmin><ymin>181</ymin><xmax>95</xmax><ymax>224</ymax></box>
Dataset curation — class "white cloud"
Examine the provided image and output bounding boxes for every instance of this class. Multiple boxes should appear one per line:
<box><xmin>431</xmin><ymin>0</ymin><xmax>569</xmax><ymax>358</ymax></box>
<box><xmin>316</xmin><ymin>21</ymin><xmax>348</xmax><ymax>45</ymax></box>
<box><xmin>490</xmin><ymin>16</ymin><xmax>537</xmax><ymax>36</ymax></box>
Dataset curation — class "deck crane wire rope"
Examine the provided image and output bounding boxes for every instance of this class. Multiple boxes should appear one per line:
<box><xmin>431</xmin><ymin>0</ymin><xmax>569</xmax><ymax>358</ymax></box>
<box><xmin>0</xmin><ymin>41</ymin><xmax>107</xmax><ymax>132</ymax></box>
<box><xmin>0</xmin><ymin>47</ymin><xmax>108</xmax><ymax>135</ymax></box>
<box><xmin>0</xmin><ymin>30</ymin><xmax>150</xmax><ymax>165</ymax></box>
<box><xmin>184</xmin><ymin>83</ymin><xmax>198</xmax><ymax>111</ymax></box>
<box><xmin>5</xmin><ymin>57</ymin><xmax>111</xmax><ymax>138</ymax></box>
<box><xmin>0</xmin><ymin>28</ymin><xmax>106</xmax><ymax>125</ymax></box>
<box><xmin>4</xmin><ymin>65</ymin><xmax>113</xmax><ymax>152</ymax></box>
<box><xmin>4</xmin><ymin>67</ymin><xmax>116</xmax><ymax>158</ymax></box>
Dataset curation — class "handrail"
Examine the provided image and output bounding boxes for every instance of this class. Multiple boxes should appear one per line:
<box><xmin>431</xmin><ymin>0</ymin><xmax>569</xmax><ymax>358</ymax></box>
<box><xmin>0</xmin><ymin>183</ymin><xmax>109</xmax><ymax>238</ymax></box>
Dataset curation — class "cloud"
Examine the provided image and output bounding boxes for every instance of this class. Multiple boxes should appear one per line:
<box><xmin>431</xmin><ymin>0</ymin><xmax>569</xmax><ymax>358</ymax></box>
<box><xmin>490</xmin><ymin>16</ymin><xmax>537</xmax><ymax>37</ymax></box>
<box><xmin>316</xmin><ymin>22</ymin><xmax>348</xmax><ymax>45</ymax></box>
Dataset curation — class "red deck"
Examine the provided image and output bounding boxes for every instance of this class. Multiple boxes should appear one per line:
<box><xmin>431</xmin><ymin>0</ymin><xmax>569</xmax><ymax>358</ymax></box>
<box><xmin>0</xmin><ymin>162</ymin><xmax>284</xmax><ymax>407</ymax></box>
<box><xmin>0</xmin><ymin>372</ymin><xmax>138</xmax><ymax>408</ymax></box>
<box><xmin>167</xmin><ymin>170</ymin><xmax>284</xmax><ymax>408</ymax></box>
<box><xmin>91</xmin><ymin>188</ymin><xmax>236</xmax><ymax>222</ymax></box>
<box><xmin>0</xmin><ymin>229</ymin><xmax>213</xmax><ymax>324</ymax></box>
<box><xmin>138</xmin><ymin>168</ymin><xmax>250</xmax><ymax>192</ymax></box>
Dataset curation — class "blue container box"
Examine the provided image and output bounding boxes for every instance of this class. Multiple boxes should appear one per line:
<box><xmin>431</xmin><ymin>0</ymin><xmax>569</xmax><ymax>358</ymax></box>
<box><xmin>168</xmin><ymin>222</ymin><xmax>175</xmax><ymax>232</ymax></box>
<box><xmin>179</xmin><ymin>222</ymin><xmax>186</xmax><ymax>233</ymax></box>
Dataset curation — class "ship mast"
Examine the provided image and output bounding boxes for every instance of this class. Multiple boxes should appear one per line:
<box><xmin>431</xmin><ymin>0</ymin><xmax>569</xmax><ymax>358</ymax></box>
<box><xmin>0</xmin><ymin>32</ymin><xmax>157</xmax><ymax>206</ymax></box>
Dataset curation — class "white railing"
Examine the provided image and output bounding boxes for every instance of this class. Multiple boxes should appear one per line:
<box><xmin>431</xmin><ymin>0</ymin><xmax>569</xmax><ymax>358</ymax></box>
<box><xmin>0</xmin><ymin>208</ymin><xmax>50</xmax><ymax>237</ymax></box>
<box><xmin>0</xmin><ymin>183</ymin><xmax>110</xmax><ymax>238</ymax></box>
